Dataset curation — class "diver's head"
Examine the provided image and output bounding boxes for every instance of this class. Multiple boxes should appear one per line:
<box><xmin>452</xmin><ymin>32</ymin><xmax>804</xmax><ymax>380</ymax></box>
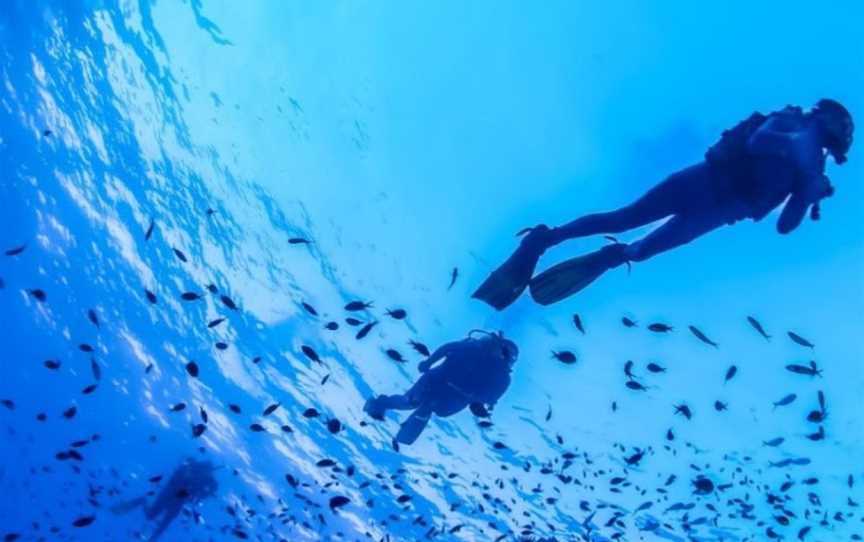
<box><xmin>498</xmin><ymin>338</ymin><xmax>519</xmax><ymax>367</ymax></box>
<box><xmin>468</xmin><ymin>329</ymin><xmax>519</xmax><ymax>366</ymax></box>
<box><xmin>812</xmin><ymin>98</ymin><xmax>853</xmax><ymax>164</ymax></box>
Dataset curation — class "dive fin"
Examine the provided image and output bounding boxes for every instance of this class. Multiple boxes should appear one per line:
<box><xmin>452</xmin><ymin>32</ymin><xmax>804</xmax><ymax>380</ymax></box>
<box><xmin>472</xmin><ymin>227</ymin><xmax>550</xmax><ymax>310</ymax></box>
<box><xmin>395</xmin><ymin>404</ymin><xmax>432</xmax><ymax>445</ymax></box>
<box><xmin>529</xmin><ymin>244</ymin><xmax>626</xmax><ymax>305</ymax></box>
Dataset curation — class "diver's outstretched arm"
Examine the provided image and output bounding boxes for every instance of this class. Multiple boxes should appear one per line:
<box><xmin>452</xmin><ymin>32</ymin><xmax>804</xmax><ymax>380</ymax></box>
<box><xmin>418</xmin><ymin>343</ymin><xmax>456</xmax><ymax>373</ymax></box>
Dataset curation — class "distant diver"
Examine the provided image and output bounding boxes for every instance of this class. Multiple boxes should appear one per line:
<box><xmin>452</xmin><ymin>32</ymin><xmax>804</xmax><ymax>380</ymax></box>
<box><xmin>364</xmin><ymin>330</ymin><xmax>519</xmax><ymax>445</ymax></box>
<box><xmin>473</xmin><ymin>99</ymin><xmax>854</xmax><ymax>309</ymax></box>
<box><xmin>111</xmin><ymin>458</ymin><xmax>219</xmax><ymax>541</ymax></box>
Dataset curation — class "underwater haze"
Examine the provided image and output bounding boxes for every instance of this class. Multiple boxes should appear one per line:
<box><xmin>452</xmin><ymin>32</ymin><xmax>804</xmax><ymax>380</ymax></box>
<box><xmin>1</xmin><ymin>1</ymin><xmax>863</xmax><ymax>541</ymax></box>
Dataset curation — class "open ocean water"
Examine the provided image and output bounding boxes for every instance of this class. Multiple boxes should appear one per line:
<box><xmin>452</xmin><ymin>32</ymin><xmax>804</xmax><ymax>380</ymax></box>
<box><xmin>1</xmin><ymin>2</ymin><xmax>863</xmax><ymax>541</ymax></box>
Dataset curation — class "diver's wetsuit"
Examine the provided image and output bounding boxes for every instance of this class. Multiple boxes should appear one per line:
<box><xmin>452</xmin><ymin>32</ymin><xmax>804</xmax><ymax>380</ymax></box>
<box><xmin>366</xmin><ymin>335</ymin><xmax>515</xmax><ymax>444</ymax></box>
<box><xmin>545</xmin><ymin>109</ymin><xmax>829</xmax><ymax>263</ymax></box>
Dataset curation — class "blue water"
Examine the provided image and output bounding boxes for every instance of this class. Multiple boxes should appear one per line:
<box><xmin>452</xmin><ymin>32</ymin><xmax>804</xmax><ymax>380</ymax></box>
<box><xmin>2</xmin><ymin>2</ymin><xmax>863</xmax><ymax>541</ymax></box>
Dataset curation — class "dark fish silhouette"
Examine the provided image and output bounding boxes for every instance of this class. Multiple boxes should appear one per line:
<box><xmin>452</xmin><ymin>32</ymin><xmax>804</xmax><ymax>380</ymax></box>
<box><xmin>215</xmin><ymin>342</ymin><xmax>228</xmax><ymax>350</ymax></box>
<box><xmin>301</xmin><ymin>345</ymin><xmax>321</xmax><ymax>363</ymax></box>
<box><xmin>90</xmin><ymin>359</ymin><xmax>101</xmax><ymax>380</ymax></box>
<box><xmin>624</xmin><ymin>360</ymin><xmax>636</xmax><ymax>379</ymax></box>
<box><xmin>746</xmin><ymin>316</ymin><xmax>771</xmax><ymax>340</ymax></box>
<box><xmin>142</xmin><ymin>219</ymin><xmax>156</xmax><ymax>242</ymax></box>
<box><xmin>646</xmin><ymin>362</ymin><xmax>666</xmax><ymax>373</ymax></box>
<box><xmin>72</xmin><ymin>516</ymin><xmax>95</xmax><ymax>528</ymax></box>
<box><xmin>324</xmin><ymin>321</ymin><xmax>339</xmax><ymax>331</ymax></box>
<box><xmin>552</xmin><ymin>351</ymin><xmax>577</xmax><ymax>364</ymax></box>
<box><xmin>321</xmin><ymin>374</ymin><xmax>330</xmax><ymax>385</ymax></box>
<box><xmin>44</xmin><ymin>359</ymin><xmax>61</xmax><ymax>370</ymax></box>
<box><xmin>170</xmin><ymin>403</ymin><xmax>186</xmax><ymax>412</ymax></box>
<box><xmin>386</xmin><ymin>308</ymin><xmax>407</xmax><ymax>320</ymax></box>
<box><xmin>785</xmin><ymin>361</ymin><xmax>821</xmax><ymax>377</ymax></box>
<box><xmin>345</xmin><ymin>317</ymin><xmax>363</xmax><ymax>326</ymax></box>
<box><xmin>787</xmin><ymin>331</ymin><xmax>814</xmax><ymax>349</ymax></box>
<box><xmin>448</xmin><ymin>268</ymin><xmax>458</xmax><ymax>290</ymax></box>
<box><xmin>329</xmin><ymin>496</ymin><xmax>350</xmax><ymax>511</ymax></box>
<box><xmin>220</xmin><ymin>295</ymin><xmax>238</xmax><ymax>310</ymax></box>
<box><xmin>43</xmin><ymin>129</ymin><xmax>53</xmax><ymax>136</ymax></box>
<box><xmin>263</xmin><ymin>403</ymin><xmax>280</xmax><ymax>416</ymax></box>
<box><xmin>249</xmin><ymin>423</ymin><xmax>266</xmax><ymax>432</ymax></box>
<box><xmin>302</xmin><ymin>302</ymin><xmax>318</xmax><ymax>316</ymax></box>
<box><xmin>713</xmin><ymin>400</ymin><xmax>728</xmax><ymax>412</ymax></box>
<box><xmin>145</xmin><ymin>289</ymin><xmax>157</xmax><ymax>303</ymax></box>
<box><xmin>207</xmin><ymin>318</ymin><xmax>226</xmax><ymax>328</ymax></box>
<box><xmin>625</xmin><ymin>380</ymin><xmax>648</xmax><ymax>391</ymax></box>
<box><xmin>186</xmin><ymin>361</ymin><xmax>199</xmax><ymax>377</ymax></box>
<box><xmin>327</xmin><ymin>419</ymin><xmax>341</xmax><ymax>434</ymax></box>
<box><xmin>5</xmin><ymin>245</ymin><xmax>26</xmax><ymax>256</ymax></box>
<box><xmin>181</xmin><ymin>292</ymin><xmax>202</xmax><ymax>301</ymax></box>
<box><xmin>288</xmin><ymin>237</ymin><xmax>310</xmax><ymax>244</ymax></box>
<box><xmin>28</xmin><ymin>289</ymin><xmax>47</xmax><ymax>302</ymax></box>
<box><xmin>356</xmin><ymin>321</ymin><xmax>377</xmax><ymax>340</ymax></box>
<box><xmin>303</xmin><ymin>408</ymin><xmax>319</xmax><ymax>418</ymax></box>
<box><xmin>409</xmin><ymin>340</ymin><xmax>430</xmax><ymax>357</ymax></box>
<box><xmin>344</xmin><ymin>300</ymin><xmax>373</xmax><ymax>311</ymax></box>
<box><xmin>762</xmin><ymin>437</ymin><xmax>784</xmax><ymax>447</ymax></box>
<box><xmin>648</xmin><ymin>323</ymin><xmax>673</xmax><ymax>333</ymax></box>
<box><xmin>87</xmin><ymin>309</ymin><xmax>99</xmax><ymax>327</ymax></box>
<box><xmin>674</xmin><ymin>404</ymin><xmax>692</xmax><ymax>420</ymax></box>
<box><xmin>172</xmin><ymin>248</ymin><xmax>188</xmax><ymax>262</ymax></box>
<box><xmin>573</xmin><ymin>314</ymin><xmax>585</xmax><ymax>334</ymax></box>
<box><xmin>385</xmin><ymin>349</ymin><xmax>406</xmax><ymax>362</ymax></box>
<box><xmin>228</xmin><ymin>404</ymin><xmax>241</xmax><ymax>414</ymax></box>
<box><xmin>206</xmin><ymin>283</ymin><xmax>218</xmax><ymax>293</ymax></box>
<box><xmin>621</xmin><ymin>317</ymin><xmax>638</xmax><ymax>328</ymax></box>
<box><xmin>773</xmin><ymin>393</ymin><xmax>797</xmax><ymax>409</ymax></box>
<box><xmin>688</xmin><ymin>325</ymin><xmax>718</xmax><ymax>347</ymax></box>
<box><xmin>724</xmin><ymin>365</ymin><xmax>737</xmax><ymax>383</ymax></box>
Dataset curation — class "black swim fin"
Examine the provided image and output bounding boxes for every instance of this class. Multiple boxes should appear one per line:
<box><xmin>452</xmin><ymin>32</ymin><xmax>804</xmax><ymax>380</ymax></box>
<box><xmin>529</xmin><ymin>244</ymin><xmax>627</xmax><ymax>305</ymax></box>
<box><xmin>472</xmin><ymin>226</ymin><xmax>551</xmax><ymax>310</ymax></box>
<box><xmin>395</xmin><ymin>404</ymin><xmax>432</xmax><ymax>445</ymax></box>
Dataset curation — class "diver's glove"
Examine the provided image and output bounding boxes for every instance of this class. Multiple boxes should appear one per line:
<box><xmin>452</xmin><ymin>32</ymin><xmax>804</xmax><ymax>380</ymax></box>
<box><xmin>809</xmin><ymin>176</ymin><xmax>835</xmax><ymax>221</ymax></box>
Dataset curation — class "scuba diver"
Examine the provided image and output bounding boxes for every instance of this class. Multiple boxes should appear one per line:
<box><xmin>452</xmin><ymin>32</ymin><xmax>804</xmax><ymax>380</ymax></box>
<box><xmin>111</xmin><ymin>458</ymin><xmax>219</xmax><ymax>541</ymax></box>
<box><xmin>364</xmin><ymin>330</ymin><xmax>519</xmax><ymax>445</ymax></box>
<box><xmin>473</xmin><ymin>99</ymin><xmax>854</xmax><ymax>309</ymax></box>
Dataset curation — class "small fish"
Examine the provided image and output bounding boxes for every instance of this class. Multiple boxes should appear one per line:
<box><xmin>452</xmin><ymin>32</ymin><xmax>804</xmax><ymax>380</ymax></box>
<box><xmin>200</xmin><ymin>407</ymin><xmax>208</xmax><ymax>423</ymax></box>
<box><xmin>263</xmin><ymin>403</ymin><xmax>280</xmax><ymax>416</ymax></box>
<box><xmin>186</xmin><ymin>361</ymin><xmax>199</xmax><ymax>377</ymax></box>
<box><xmin>345</xmin><ymin>317</ymin><xmax>363</xmax><ymax>326</ymax></box>
<box><xmin>787</xmin><ymin>331</ymin><xmax>815</xmax><ymax>349</ymax></box>
<box><xmin>621</xmin><ymin>317</ymin><xmax>638</xmax><ymax>328</ymax></box>
<box><xmin>552</xmin><ymin>351</ymin><xmax>577</xmax><ymax>364</ymax></box>
<box><xmin>724</xmin><ymin>365</ymin><xmax>737</xmax><ymax>383</ymax></box>
<box><xmin>144</xmin><ymin>289</ymin><xmax>157</xmax><ymax>304</ymax></box>
<box><xmin>249</xmin><ymin>423</ymin><xmax>266</xmax><ymax>432</ymax></box>
<box><xmin>674</xmin><ymin>404</ymin><xmax>692</xmax><ymax>420</ymax></box>
<box><xmin>773</xmin><ymin>393</ymin><xmax>797</xmax><ymax>409</ymax></box>
<box><xmin>170</xmin><ymin>403</ymin><xmax>186</xmax><ymax>412</ymax></box>
<box><xmin>545</xmin><ymin>406</ymin><xmax>552</xmax><ymax>421</ymax></box>
<box><xmin>385</xmin><ymin>349</ymin><xmax>406</xmax><ymax>362</ymax></box>
<box><xmin>344</xmin><ymin>300</ymin><xmax>373</xmax><ymax>311</ymax></box>
<box><xmin>90</xmin><ymin>359</ymin><xmax>101</xmax><ymax>381</ymax></box>
<box><xmin>220</xmin><ymin>295</ymin><xmax>238</xmax><ymax>310</ymax></box>
<box><xmin>81</xmin><ymin>384</ymin><xmax>97</xmax><ymax>395</ymax></box>
<box><xmin>301</xmin><ymin>302</ymin><xmax>318</xmax><ymax>316</ymax></box>
<box><xmin>762</xmin><ymin>437</ymin><xmax>785</xmax><ymax>447</ymax></box>
<box><xmin>409</xmin><ymin>340</ymin><xmax>430</xmax><ymax>357</ymax></box>
<box><xmin>805</xmin><ymin>426</ymin><xmax>825</xmax><ymax>441</ymax></box>
<box><xmin>573</xmin><ymin>314</ymin><xmax>585</xmax><ymax>334</ymax></box>
<box><xmin>327</xmin><ymin>419</ymin><xmax>342</xmax><ymax>434</ymax></box>
<box><xmin>172</xmin><ymin>248</ymin><xmax>188</xmax><ymax>262</ymax></box>
<box><xmin>785</xmin><ymin>361</ymin><xmax>821</xmax><ymax>377</ymax></box>
<box><xmin>5</xmin><ymin>245</ymin><xmax>26</xmax><ymax>256</ymax></box>
<box><xmin>72</xmin><ymin>516</ymin><xmax>96</xmax><ymax>528</ymax></box>
<box><xmin>324</xmin><ymin>321</ymin><xmax>339</xmax><ymax>331</ymax></box>
<box><xmin>181</xmin><ymin>292</ymin><xmax>202</xmax><ymax>301</ymax></box>
<box><xmin>301</xmin><ymin>345</ymin><xmax>321</xmax><ymax>363</ymax></box>
<box><xmin>206</xmin><ymin>283</ymin><xmax>218</xmax><ymax>293</ymax></box>
<box><xmin>215</xmin><ymin>342</ymin><xmax>228</xmax><ymax>350</ymax></box>
<box><xmin>648</xmin><ymin>323</ymin><xmax>673</xmax><ymax>333</ymax></box>
<box><xmin>329</xmin><ymin>496</ymin><xmax>350</xmax><ymax>511</ymax></box>
<box><xmin>79</xmin><ymin>343</ymin><xmax>94</xmax><ymax>353</ymax></box>
<box><xmin>288</xmin><ymin>237</ymin><xmax>310</xmax><ymax>244</ymax></box>
<box><xmin>27</xmin><ymin>289</ymin><xmax>47</xmax><ymax>302</ymax></box>
<box><xmin>303</xmin><ymin>408</ymin><xmax>319</xmax><ymax>418</ymax></box>
<box><xmin>207</xmin><ymin>318</ymin><xmax>226</xmax><ymax>328</ymax></box>
<box><xmin>63</xmin><ymin>406</ymin><xmax>77</xmax><ymax>419</ymax></box>
<box><xmin>228</xmin><ymin>404</ymin><xmax>241</xmax><ymax>414</ymax></box>
<box><xmin>746</xmin><ymin>316</ymin><xmax>770</xmax><ymax>340</ymax></box>
<box><xmin>448</xmin><ymin>268</ymin><xmax>458</xmax><ymax>290</ymax></box>
<box><xmin>386</xmin><ymin>308</ymin><xmax>407</xmax><ymax>320</ymax></box>
<box><xmin>321</xmin><ymin>374</ymin><xmax>330</xmax><ymax>385</ymax></box>
<box><xmin>144</xmin><ymin>219</ymin><xmax>155</xmax><ymax>241</ymax></box>
<box><xmin>625</xmin><ymin>380</ymin><xmax>648</xmax><ymax>391</ymax></box>
<box><xmin>646</xmin><ymin>362</ymin><xmax>666</xmax><ymax>373</ymax></box>
<box><xmin>87</xmin><ymin>309</ymin><xmax>100</xmax><ymax>328</ymax></box>
<box><xmin>316</xmin><ymin>458</ymin><xmax>335</xmax><ymax>467</ymax></box>
<box><xmin>44</xmin><ymin>359</ymin><xmax>61</xmax><ymax>370</ymax></box>
<box><xmin>356</xmin><ymin>321</ymin><xmax>378</xmax><ymax>340</ymax></box>
<box><xmin>624</xmin><ymin>360</ymin><xmax>636</xmax><ymax>379</ymax></box>
<box><xmin>713</xmin><ymin>400</ymin><xmax>728</xmax><ymax>412</ymax></box>
<box><xmin>43</xmin><ymin>129</ymin><xmax>53</xmax><ymax>136</ymax></box>
<box><xmin>688</xmin><ymin>325</ymin><xmax>718</xmax><ymax>348</ymax></box>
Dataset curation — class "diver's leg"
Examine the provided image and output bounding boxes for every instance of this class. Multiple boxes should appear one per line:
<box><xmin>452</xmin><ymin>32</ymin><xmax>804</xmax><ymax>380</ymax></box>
<box><xmin>549</xmin><ymin>164</ymin><xmax>710</xmax><ymax>244</ymax></box>
<box><xmin>622</xmin><ymin>210</ymin><xmax>728</xmax><ymax>263</ymax></box>
<box><xmin>530</xmin><ymin>210</ymin><xmax>727</xmax><ymax>304</ymax></box>
<box><xmin>364</xmin><ymin>377</ymin><xmax>429</xmax><ymax>419</ymax></box>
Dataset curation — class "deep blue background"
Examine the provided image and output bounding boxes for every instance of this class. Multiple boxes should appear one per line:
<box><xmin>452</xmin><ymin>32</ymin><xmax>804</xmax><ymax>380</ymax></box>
<box><xmin>1</xmin><ymin>2</ymin><xmax>862</xmax><ymax>541</ymax></box>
